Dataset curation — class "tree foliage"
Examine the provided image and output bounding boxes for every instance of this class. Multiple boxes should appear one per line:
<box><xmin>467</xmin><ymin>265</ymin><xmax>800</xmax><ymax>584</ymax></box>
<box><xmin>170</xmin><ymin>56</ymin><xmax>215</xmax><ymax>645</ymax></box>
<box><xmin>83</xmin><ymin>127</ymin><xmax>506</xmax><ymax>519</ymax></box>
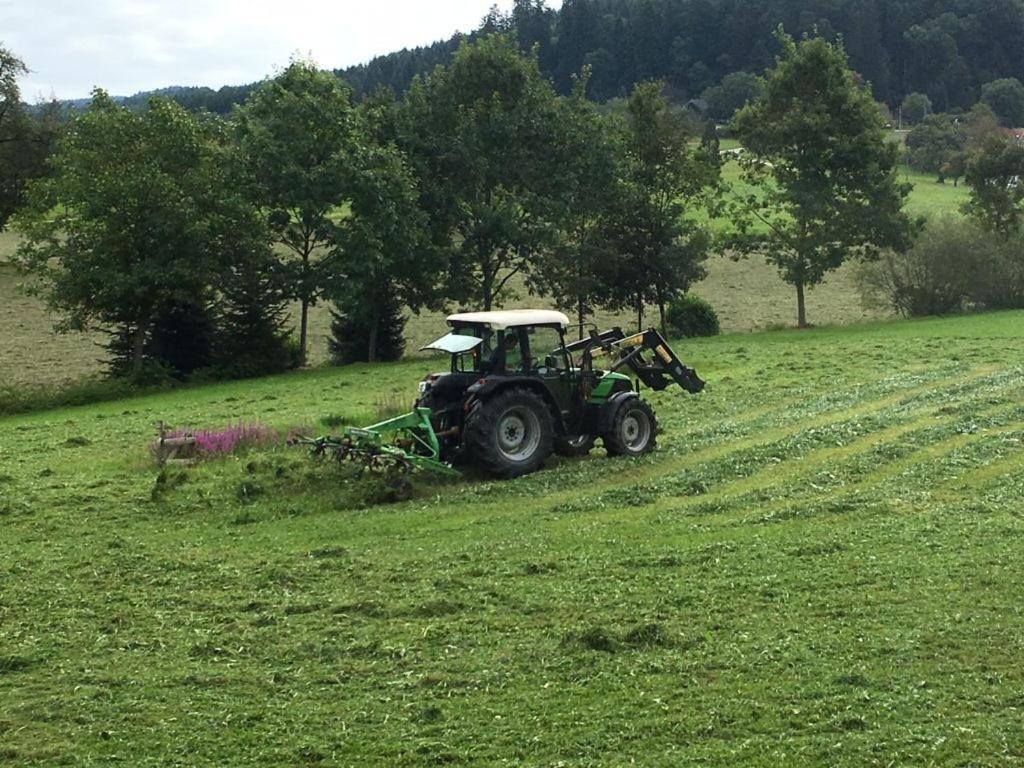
<box><xmin>701</xmin><ymin>72</ymin><xmax>762</xmax><ymax>122</ymax></box>
<box><xmin>603</xmin><ymin>82</ymin><xmax>718</xmax><ymax>330</ymax></box>
<box><xmin>16</xmin><ymin>93</ymin><xmax>280</xmax><ymax>378</ymax></box>
<box><xmin>857</xmin><ymin>216</ymin><xmax>1024</xmax><ymax>316</ymax></box>
<box><xmin>963</xmin><ymin>133</ymin><xmax>1024</xmax><ymax>235</ymax></box>
<box><xmin>16</xmin><ymin>93</ymin><xmax>268</xmax><ymax>376</ymax></box>
<box><xmin>0</xmin><ymin>45</ymin><xmax>60</xmax><ymax>230</ymax></box>
<box><xmin>395</xmin><ymin>35</ymin><xmax>574</xmax><ymax>311</ymax></box>
<box><xmin>981</xmin><ymin>77</ymin><xmax>1024</xmax><ymax>127</ymax></box>
<box><xmin>900</xmin><ymin>92</ymin><xmax>932</xmax><ymax>125</ymax></box>
<box><xmin>111</xmin><ymin>1</ymin><xmax>1024</xmax><ymax>123</ymax></box>
<box><xmin>235</xmin><ymin>61</ymin><xmax>364</xmax><ymax>365</ymax></box>
<box><xmin>530</xmin><ymin>71</ymin><xmax>623</xmax><ymax>337</ymax></box>
<box><xmin>732</xmin><ymin>32</ymin><xmax>917</xmax><ymax>328</ymax></box>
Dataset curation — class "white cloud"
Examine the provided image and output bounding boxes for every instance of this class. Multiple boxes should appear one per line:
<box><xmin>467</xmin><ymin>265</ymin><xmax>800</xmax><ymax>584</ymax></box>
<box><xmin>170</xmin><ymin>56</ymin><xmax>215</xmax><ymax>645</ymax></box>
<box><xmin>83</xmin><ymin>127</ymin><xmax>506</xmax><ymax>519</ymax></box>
<box><xmin>4</xmin><ymin>0</ymin><xmax>512</xmax><ymax>100</ymax></box>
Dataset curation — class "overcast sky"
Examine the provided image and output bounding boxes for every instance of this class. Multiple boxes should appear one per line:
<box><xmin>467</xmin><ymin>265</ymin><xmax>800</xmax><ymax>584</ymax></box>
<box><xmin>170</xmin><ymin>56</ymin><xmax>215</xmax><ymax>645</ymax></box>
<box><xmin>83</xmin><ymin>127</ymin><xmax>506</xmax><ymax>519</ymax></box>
<box><xmin>4</xmin><ymin>0</ymin><xmax>514</xmax><ymax>101</ymax></box>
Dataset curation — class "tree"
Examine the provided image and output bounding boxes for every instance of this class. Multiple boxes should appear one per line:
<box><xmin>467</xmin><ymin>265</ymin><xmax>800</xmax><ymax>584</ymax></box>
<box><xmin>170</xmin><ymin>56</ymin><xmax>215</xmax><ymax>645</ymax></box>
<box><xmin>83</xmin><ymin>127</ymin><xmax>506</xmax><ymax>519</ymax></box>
<box><xmin>981</xmin><ymin>78</ymin><xmax>1024</xmax><ymax>127</ymax></box>
<box><xmin>963</xmin><ymin>103</ymin><xmax>1002</xmax><ymax>152</ymax></box>
<box><xmin>396</xmin><ymin>35</ymin><xmax>573</xmax><ymax>311</ymax></box>
<box><xmin>15</xmin><ymin>92</ymin><xmax>260</xmax><ymax>376</ymax></box>
<box><xmin>732</xmin><ymin>32</ymin><xmax>917</xmax><ymax>328</ymax></box>
<box><xmin>701</xmin><ymin>72</ymin><xmax>762</xmax><ymax>122</ymax></box>
<box><xmin>905</xmin><ymin>113</ymin><xmax>964</xmax><ymax>174</ymax></box>
<box><xmin>212</xmin><ymin>250</ymin><xmax>295</xmax><ymax>378</ymax></box>
<box><xmin>603</xmin><ymin>82</ymin><xmax>718</xmax><ymax>330</ymax></box>
<box><xmin>0</xmin><ymin>46</ymin><xmax>59</xmax><ymax>230</ymax></box>
<box><xmin>235</xmin><ymin>60</ymin><xmax>363</xmax><ymax>365</ymax></box>
<box><xmin>900</xmin><ymin>92</ymin><xmax>932</xmax><ymax>125</ymax></box>
<box><xmin>329</xmin><ymin>286</ymin><xmax>406</xmax><ymax>364</ymax></box>
<box><xmin>323</xmin><ymin>90</ymin><xmax>434</xmax><ymax>363</ymax></box>
<box><xmin>531</xmin><ymin>71</ymin><xmax>623</xmax><ymax>337</ymax></box>
<box><xmin>963</xmin><ymin>133</ymin><xmax>1024</xmax><ymax>236</ymax></box>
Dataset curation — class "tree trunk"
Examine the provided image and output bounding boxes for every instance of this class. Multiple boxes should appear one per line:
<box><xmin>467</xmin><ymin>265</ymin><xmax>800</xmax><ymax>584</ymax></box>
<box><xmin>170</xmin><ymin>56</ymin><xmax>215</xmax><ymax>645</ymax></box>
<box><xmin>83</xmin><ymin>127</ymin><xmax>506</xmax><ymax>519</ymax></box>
<box><xmin>658</xmin><ymin>296</ymin><xmax>667</xmax><ymax>335</ymax></box>
<box><xmin>636</xmin><ymin>296</ymin><xmax>644</xmax><ymax>330</ymax></box>
<box><xmin>298</xmin><ymin>298</ymin><xmax>309</xmax><ymax>367</ymax></box>
<box><xmin>131</xmin><ymin>320</ymin><xmax>148</xmax><ymax>376</ymax></box>
<box><xmin>367</xmin><ymin>302</ymin><xmax>380</xmax><ymax>363</ymax></box>
<box><xmin>482</xmin><ymin>267</ymin><xmax>494</xmax><ymax>311</ymax></box>
<box><xmin>796</xmin><ymin>281</ymin><xmax>807</xmax><ymax>328</ymax></box>
<box><xmin>577</xmin><ymin>295</ymin><xmax>585</xmax><ymax>340</ymax></box>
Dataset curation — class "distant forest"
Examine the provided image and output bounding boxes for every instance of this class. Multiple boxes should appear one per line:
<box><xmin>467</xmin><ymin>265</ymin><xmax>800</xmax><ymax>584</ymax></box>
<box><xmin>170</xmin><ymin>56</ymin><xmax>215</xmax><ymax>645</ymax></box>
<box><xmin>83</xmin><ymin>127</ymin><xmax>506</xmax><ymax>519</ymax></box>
<box><xmin>113</xmin><ymin>0</ymin><xmax>1024</xmax><ymax>112</ymax></box>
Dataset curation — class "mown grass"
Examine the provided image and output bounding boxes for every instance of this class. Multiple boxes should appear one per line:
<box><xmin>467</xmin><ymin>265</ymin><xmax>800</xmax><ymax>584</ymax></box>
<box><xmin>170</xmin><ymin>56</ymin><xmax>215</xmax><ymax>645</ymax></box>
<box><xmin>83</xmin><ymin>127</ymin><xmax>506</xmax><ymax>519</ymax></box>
<box><xmin>1</xmin><ymin>311</ymin><xmax>1023</xmax><ymax>765</ymax></box>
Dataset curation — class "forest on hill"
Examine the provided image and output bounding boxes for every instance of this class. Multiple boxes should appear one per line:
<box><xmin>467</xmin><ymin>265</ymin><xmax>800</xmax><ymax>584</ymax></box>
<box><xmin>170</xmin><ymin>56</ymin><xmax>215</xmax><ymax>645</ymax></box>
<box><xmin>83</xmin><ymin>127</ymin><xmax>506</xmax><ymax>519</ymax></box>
<box><xmin>112</xmin><ymin>0</ymin><xmax>1024</xmax><ymax>113</ymax></box>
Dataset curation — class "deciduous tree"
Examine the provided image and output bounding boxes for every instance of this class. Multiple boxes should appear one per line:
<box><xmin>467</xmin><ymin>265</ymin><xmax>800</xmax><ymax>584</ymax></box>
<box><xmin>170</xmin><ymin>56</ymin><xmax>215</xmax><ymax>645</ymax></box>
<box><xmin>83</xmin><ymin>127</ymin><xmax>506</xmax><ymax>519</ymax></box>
<box><xmin>235</xmin><ymin>61</ymin><xmax>363</xmax><ymax>365</ymax></box>
<box><xmin>963</xmin><ymin>133</ymin><xmax>1024</xmax><ymax>236</ymax></box>
<box><xmin>981</xmin><ymin>78</ymin><xmax>1024</xmax><ymax>127</ymax></box>
<box><xmin>732</xmin><ymin>32</ymin><xmax>917</xmax><ymax>328</ymax></box>
<box><xmin>396</xmin><ymin>35</ymin><xmax>573</xmax><ymax>311</ymax></box>
<box><xmin>603</xmin><ymin>82</ymin><xmax>718</xmax><ymax>330</ymax></box>
<box><xmin>15</xmin><ymin>93</ymin><xmax>263</xmax><ymax>376</ymax></box>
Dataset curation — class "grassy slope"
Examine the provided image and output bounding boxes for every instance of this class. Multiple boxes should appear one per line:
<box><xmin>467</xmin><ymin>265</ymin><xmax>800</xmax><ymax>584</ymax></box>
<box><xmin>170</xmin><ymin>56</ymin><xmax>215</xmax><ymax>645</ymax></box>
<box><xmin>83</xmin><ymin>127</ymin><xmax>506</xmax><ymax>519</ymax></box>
<box><xmin>1</xmin><ymin>311</ymin><xmax>1023</xmax><ymax>765</ymax></box>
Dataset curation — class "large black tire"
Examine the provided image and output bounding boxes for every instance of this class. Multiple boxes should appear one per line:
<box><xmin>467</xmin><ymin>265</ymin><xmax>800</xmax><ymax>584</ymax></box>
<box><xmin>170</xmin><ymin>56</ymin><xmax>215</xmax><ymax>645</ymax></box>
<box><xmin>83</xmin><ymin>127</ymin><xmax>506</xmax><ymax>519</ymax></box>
<box><xmin>464</xmin><ymin>388</ymin><xmax>555</xmax><ymax>478</ymax></box>
<box><xmin>602</xmin><ymin>398</ymin><xmax>657</xmax><ymax>457</ymax></box>
<box><xmin>554</xmin><ymin>434</ymin><xmax>596</xmax><ymax>457</ymax></box>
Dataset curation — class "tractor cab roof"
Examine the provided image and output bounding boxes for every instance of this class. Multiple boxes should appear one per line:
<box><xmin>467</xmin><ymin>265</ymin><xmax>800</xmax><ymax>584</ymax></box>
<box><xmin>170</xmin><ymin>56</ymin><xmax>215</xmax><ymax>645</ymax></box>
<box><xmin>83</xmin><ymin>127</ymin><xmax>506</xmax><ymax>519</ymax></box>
<box><xmin>446</xmin><ymin>310</ymin><xmax>570</xmax><ymax>330</ymax></box>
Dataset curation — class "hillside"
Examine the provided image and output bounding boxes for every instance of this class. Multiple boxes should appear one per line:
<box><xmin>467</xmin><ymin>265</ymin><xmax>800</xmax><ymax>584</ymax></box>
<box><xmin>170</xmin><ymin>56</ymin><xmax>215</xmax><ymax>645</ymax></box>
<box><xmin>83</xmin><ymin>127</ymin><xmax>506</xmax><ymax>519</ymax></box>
<box><xmin>1</xmin><ymin>311</ymin><xmax>1022</xmax><ymax>765</ymax></box>
<box><xmin>107</xmin><ymin>0</ymin><xmax>1024</xmax><ymax>114</ymax></box>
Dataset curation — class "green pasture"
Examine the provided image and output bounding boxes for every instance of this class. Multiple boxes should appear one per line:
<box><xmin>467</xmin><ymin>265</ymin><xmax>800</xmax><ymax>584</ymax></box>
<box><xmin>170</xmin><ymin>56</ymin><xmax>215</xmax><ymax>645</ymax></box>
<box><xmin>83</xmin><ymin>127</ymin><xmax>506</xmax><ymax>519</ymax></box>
<box><xmin>1</xmin><ymin>311</ymin><xmax>1022</xmax><ymax>765</ymax></box>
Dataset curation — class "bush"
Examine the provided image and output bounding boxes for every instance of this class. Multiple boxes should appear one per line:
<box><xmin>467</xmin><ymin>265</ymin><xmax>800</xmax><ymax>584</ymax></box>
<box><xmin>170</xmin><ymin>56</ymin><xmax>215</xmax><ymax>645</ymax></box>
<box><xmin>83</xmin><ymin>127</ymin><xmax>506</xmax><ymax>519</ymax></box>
<box><xmin>856</xmin><ymin>216</ymin><xmax>1024</xmax><ymax>317</ymax></box>
<box><xmin>666</xmin><ymin>294</ymin><xmax>720</xmax><ymax>338</ymax></box>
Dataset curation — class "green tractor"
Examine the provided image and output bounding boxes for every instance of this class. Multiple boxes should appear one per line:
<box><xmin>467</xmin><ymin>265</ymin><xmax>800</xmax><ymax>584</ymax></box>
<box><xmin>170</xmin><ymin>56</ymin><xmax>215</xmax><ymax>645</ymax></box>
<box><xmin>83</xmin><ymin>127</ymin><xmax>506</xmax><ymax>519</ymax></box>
<box><xmin>303</xmin><ymin>310</ymin><xmax>705</xmax><ymax>479</ymax></box>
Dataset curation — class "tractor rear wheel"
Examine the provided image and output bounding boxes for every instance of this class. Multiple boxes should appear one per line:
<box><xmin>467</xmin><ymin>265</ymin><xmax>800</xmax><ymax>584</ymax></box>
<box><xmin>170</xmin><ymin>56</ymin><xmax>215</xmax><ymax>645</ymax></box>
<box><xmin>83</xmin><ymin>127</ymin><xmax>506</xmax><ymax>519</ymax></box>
<box><xmin>465</xmin><ymin>388</ymin><xmax>554</xmax><ymax>478</ymax></box>
<box><xmin>603</xmin><ymin>398</ymin><xmax>657</xmax><ymax>457</ymax></box>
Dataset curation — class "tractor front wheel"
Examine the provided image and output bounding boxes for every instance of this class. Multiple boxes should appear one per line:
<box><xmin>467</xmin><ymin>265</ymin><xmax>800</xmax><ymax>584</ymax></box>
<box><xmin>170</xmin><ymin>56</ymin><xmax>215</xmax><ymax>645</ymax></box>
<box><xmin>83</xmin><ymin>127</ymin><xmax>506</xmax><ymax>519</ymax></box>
<box><xmin>603</xmin><ymin>398</ymin><xmax>657</xmax><ymax>457</ymax></box>
<box><xmin>465</xmin><ymin>388</ymin><xmax>554</xmax><ymax>478</ymax></box>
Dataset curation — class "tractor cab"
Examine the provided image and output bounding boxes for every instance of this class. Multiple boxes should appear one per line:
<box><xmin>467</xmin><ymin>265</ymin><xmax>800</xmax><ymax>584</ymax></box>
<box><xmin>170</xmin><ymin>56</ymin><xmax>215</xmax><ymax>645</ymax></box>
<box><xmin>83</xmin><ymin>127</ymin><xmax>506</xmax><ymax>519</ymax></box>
<box><xmin>421</xmin><ymin>310</ymin><xmax>574</xmax><ymax>377</ymax></box>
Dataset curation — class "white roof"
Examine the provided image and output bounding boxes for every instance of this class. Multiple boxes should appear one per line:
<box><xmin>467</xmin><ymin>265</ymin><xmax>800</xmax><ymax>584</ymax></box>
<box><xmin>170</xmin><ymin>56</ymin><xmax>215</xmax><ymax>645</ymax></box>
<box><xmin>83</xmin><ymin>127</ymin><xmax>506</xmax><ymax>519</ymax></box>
<box><xmin>446</xmin><ymin>309</ymin><xmax>570</xmax><ymax>330</ymax></box>
<box><xmin>420</xmin><ymin>333</ymin><xmax>485</xmax><ymax>354</ymax></box>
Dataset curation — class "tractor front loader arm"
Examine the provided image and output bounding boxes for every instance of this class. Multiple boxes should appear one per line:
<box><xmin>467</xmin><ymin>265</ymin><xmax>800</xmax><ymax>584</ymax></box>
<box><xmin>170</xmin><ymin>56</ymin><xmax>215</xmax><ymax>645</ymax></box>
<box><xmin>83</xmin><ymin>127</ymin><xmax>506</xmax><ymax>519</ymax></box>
<box><xmin>577</xmin><ymin>327</ymin><xmax>706</xmax><ymax>394</ymax></box>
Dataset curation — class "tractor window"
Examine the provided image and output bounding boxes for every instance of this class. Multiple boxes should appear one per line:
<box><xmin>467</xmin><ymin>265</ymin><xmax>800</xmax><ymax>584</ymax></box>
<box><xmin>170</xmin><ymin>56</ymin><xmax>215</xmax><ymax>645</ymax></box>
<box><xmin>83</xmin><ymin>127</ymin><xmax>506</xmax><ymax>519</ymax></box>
<box><xmin>501</xmin><ymin>330</ymin><xmax>527</xmax><ymax>373</ymax></box>
<box><xmin>451</xmin><ymin>326</ymin><xmax>492</xmax><ymax>373</ymax></box>
<box><xmin>525</xmin><ymin>326</ymin><xmax>569</xmax><ymax>372</ymax></box>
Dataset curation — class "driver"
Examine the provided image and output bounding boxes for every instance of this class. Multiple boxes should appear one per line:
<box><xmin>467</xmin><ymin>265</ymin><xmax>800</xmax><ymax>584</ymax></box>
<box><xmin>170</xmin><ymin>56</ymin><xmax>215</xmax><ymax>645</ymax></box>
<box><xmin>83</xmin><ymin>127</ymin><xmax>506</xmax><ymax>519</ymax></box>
<box><xmin>488</xmin><ymin>331</ymin><xmax>520</xmax><ymax>373</ymax></box>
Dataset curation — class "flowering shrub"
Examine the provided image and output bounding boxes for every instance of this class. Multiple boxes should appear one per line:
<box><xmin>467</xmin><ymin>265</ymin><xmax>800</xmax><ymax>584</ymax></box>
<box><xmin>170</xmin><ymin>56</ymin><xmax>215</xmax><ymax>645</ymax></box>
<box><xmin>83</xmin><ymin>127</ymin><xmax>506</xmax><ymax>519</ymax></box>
<box><xmin>168</xmin><ymin>422</ymin><xmax>280</xmax><ymax>457</ymax></box>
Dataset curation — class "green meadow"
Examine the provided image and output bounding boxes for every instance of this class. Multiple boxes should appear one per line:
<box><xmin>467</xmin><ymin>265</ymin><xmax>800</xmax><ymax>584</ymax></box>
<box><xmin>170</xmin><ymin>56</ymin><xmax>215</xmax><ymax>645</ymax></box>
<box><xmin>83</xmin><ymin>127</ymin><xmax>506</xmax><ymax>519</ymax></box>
<box><xmin>2</xmin><ymin>311</ymin><xmax>1023</xmax><ymax>765</ymax></box>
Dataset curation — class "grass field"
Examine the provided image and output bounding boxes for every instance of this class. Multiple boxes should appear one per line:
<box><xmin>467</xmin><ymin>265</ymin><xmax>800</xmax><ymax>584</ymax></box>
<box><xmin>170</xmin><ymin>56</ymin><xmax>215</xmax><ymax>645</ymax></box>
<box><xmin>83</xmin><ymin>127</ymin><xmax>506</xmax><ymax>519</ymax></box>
<box><xmin>2</xmin><ymin>311</ymin><xmax>1023</xmax><ymax>765</ymax></box>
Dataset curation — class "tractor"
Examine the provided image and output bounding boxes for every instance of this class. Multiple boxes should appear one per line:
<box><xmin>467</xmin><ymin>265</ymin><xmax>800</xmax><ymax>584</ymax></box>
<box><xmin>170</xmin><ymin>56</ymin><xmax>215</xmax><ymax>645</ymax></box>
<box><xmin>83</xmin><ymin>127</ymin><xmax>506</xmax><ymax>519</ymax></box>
<box><xmin>301</xmin><ymin>310</ymin><xmax>705</xmax><ymax>479</ymax></box>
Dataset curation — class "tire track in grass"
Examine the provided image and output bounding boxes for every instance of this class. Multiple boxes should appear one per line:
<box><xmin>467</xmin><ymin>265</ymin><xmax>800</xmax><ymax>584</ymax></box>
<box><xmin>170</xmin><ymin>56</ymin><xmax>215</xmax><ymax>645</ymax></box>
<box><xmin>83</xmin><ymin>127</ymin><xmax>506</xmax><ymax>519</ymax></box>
<box><xmin>557</xmin><ymin>394</ymin><xmax>1023</xmax><ymax>531</ymax></box>
<box><xmin>599</xmin><ymin>418</ymin><xmax>1024</xmax><ymax>560</ymax></box>
<box><xmin>527</xmin><ymin>365</ymin><xmax>1007</xmax><ymax>518</ymax></box>
<box><xmin>673</xmin><ymin>391</ymin><xmax>1024</xmax><ymax>528</ymax></box>
<box><xmin>746</xmin><ymin>422</ymin><xmax>1024</xmax><ymax>527</ymax></box>
<box><xmin>332</xmin><ymin>365</ymin><xmax>1010</xmax><ymax>550</ymax></box>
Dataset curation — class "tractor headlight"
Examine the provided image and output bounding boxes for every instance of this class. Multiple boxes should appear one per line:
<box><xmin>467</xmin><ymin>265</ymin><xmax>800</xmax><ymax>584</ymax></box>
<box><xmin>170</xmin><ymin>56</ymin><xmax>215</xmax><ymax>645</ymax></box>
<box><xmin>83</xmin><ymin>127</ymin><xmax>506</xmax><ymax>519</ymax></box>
<box><xmin>418</xmin><ymin>381</ymin><xmax>430</xmax><ymax>394</ymax></box>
